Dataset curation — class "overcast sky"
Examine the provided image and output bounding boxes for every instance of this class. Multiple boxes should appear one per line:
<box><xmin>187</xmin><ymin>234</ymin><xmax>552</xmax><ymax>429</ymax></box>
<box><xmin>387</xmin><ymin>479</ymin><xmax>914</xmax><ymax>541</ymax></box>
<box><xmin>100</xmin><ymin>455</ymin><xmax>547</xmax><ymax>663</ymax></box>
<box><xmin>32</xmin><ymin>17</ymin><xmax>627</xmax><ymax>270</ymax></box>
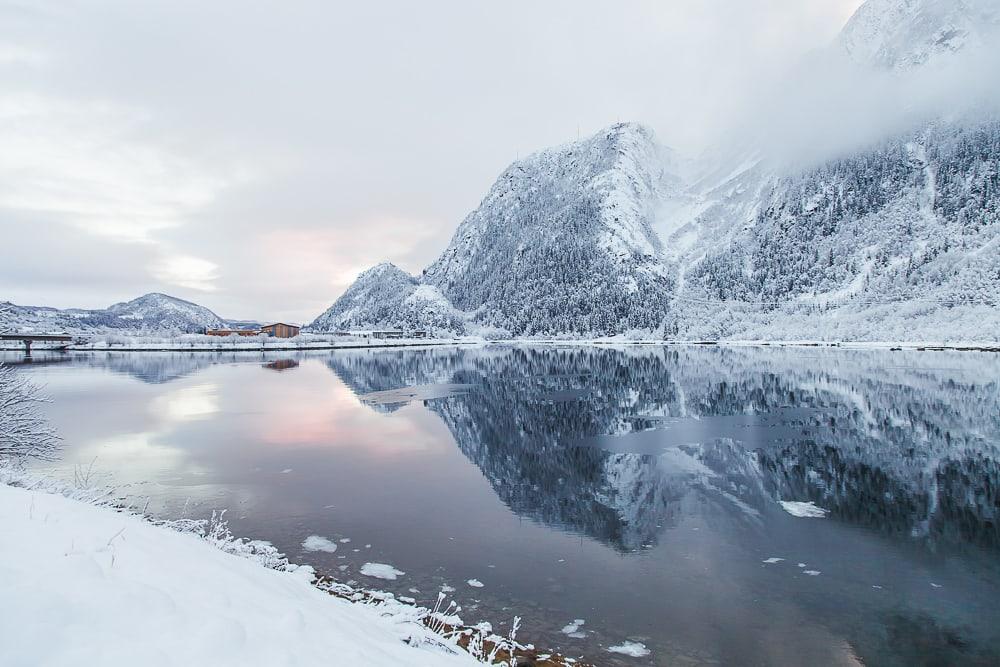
<box><xmin>0</xmin><ymin>0</ymin><xmax>863</xmax><ymax>322</ymax></box>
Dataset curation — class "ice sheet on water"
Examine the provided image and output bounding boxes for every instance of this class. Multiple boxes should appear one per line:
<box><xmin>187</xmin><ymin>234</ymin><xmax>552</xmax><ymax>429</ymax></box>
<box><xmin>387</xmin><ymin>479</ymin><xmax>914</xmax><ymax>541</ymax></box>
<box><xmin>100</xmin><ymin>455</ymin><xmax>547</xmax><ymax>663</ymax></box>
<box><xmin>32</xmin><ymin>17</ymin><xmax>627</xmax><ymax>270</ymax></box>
<box><xmin>302</xmin><ymin>535</ymin><xmax>338</xmax><ymax>553</ymax></box>
<box><xmin>607</xmin><ymin>640</ymin><xmax>651</xmax><ymax>657</ymax></box>
<box><xmin>360</xmin><ymin>383</ymin><xmax>475</xmax><ymax>406</ymax></box>
<box><xmin>779</xmin><ymin>500</ymin><xmax>829</xmax><ymax>518</ymax></box>
<box><xmin>561</xmin><ymin>619</ymin><xmax>586</xmax><ymax>638</ymax></box>
<box><xmin>360</xmin><ymin>562</ymin><xmax>405</xmax><ymax>580</ymax></box>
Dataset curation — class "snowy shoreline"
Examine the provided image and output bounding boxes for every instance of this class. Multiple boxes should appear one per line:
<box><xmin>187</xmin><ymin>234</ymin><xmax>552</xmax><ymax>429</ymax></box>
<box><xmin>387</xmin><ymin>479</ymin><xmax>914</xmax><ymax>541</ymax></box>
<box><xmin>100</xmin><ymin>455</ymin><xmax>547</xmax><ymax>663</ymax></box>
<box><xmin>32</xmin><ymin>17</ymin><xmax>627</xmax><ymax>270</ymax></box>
<box><xmin>514</xmin><ymin>339</ymin><xmax>1000</xmax><ymax>352</ymax></box>
<box><xmin>0</xmin><ymin>339</ymin><xmax>478</xmax><ymax>353</ymax></box>
<box><xmin>2</xmin><ymin>337</ymin><xmax>998</xmax><ymax>354</ymax></box>
<box><xmin>0</xmin><ymin>468</ymin><xmax>587</xmax><ymax>667</ymax></box>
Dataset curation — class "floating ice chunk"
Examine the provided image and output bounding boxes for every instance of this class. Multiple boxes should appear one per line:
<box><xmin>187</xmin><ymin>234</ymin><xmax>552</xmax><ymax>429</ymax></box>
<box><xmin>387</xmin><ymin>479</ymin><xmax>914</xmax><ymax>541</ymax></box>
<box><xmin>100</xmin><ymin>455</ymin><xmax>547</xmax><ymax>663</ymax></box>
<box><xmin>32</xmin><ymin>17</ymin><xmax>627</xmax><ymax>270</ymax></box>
<box><xmin>360</xmin><ymin>562</ymin><xmax>405</xmax><ymax>580</ymax></box>
<box><xmin>301</xmin><ymin>535</ymin><xmax>338</xmax><ymax>553</ymax></box>
<box><xmin>608</xmin><ymin>641</ymin><xmax>651</xmax><ymax>657</ymax></box>
<box><xmin>804</xmin><ymin>570</ymin><xmax>821</xmax><ymax>576</ymax></box>
<box><xmin>779</xmin><ymin>501</ymin><xmax>828</xmax><ymax>518</ymax></box>
<box><xmin>339</xmin><ymin>538</ymin><xmax>351</xmax><ymax>543</ymax></box>
<box><xmin>762</xmin><ymin>557</ymin><xmax>784</xmax><ymax>564</ymax></box>
<box><xmin>280</xmin><ymin>468</ymin><xmax>293</xmax><ymax>474</ymax></box>
<box><xmin>931</xmin><ymin>582</ymin><xmax>942</xmax><ymax>588</ymax></box>
<box><xmin>467</xmin><ymin>579</ymin><xmax>484</xmax><ymax>588</ymax></box>
<box><xmin>561</xmin><ymin>619</ymin><xmax>586</xmax><ymax>638</ymax></box>
<box><xmin>441</xmin><ymin>584</ymin><xmax>455</xmax><ymax>593</ymax></box>
<box><xmin>797</xmin><ymin>563</ymin><xmax>806</xmax><ymax>568</ymax></box>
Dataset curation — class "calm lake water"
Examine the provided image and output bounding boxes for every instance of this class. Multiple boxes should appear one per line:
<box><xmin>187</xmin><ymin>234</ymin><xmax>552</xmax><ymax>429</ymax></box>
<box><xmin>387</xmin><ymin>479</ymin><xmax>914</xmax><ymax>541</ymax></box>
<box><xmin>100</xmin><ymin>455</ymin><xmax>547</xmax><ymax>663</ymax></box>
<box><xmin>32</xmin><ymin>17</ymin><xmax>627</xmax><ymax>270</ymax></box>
<box><xmin>7</xmin><ymin>345</ymin><xmax>1000</xmax><ymax>666</ymax></box>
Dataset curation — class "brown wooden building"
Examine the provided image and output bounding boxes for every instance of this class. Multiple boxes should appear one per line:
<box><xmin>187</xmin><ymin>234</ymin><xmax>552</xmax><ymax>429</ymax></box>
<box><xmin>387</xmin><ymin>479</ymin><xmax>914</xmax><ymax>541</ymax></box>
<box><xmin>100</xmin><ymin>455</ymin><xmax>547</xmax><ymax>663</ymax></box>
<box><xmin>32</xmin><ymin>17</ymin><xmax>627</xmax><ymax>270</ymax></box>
<box><xmin>261</xmin><ymin>322</ymin><xmax>301</xmax><ymax>338</ymax></box>
<box><xmin>205</xmin><ymin>328</ymin><xmax>260</xmax><ymax>337</ymax></box>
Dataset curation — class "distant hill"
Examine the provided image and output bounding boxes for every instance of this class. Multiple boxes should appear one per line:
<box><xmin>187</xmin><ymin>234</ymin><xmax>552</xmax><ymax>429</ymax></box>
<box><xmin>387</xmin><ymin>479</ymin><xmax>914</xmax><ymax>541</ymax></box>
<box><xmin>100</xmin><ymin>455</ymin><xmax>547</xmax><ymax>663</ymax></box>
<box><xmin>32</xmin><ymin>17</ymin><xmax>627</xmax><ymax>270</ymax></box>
<box><xmin>0</xmin><ymin>293</ymin><xmax>227</xmax><ymax>335</ymax></box>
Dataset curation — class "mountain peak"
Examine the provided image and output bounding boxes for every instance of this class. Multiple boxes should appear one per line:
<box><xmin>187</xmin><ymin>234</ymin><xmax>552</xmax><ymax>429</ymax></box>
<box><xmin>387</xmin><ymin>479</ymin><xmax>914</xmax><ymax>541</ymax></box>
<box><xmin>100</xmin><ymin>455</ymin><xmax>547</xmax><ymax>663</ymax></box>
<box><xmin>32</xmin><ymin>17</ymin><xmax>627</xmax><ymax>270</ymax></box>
<box><xmin>360</xmin><ymin>262</ymin><xmax>410</xmax><ymax>279</ymax></box>
<box><xmin>839</xmin><ymin>0</ymin><xmax>1000</xmax><ymax>70</ymax></box>
<box><xmin>418</xmin><ymin>123</ymin><xmax>674</xmax><ymax>335</ymax></box>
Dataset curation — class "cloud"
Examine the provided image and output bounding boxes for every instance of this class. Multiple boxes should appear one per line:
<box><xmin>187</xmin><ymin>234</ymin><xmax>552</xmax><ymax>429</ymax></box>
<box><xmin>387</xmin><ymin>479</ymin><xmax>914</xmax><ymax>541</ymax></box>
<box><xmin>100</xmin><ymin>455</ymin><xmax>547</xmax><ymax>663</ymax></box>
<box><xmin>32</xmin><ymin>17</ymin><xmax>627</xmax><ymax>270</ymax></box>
<box><xmin>151</xmin><ymin>255</ymin><xmax>220</xmax><ymax>292</ymax></box>
<box><xmin>0</xmin><ymin>94</ymin><xmax>235</xmax><ymax>241</ymax></box>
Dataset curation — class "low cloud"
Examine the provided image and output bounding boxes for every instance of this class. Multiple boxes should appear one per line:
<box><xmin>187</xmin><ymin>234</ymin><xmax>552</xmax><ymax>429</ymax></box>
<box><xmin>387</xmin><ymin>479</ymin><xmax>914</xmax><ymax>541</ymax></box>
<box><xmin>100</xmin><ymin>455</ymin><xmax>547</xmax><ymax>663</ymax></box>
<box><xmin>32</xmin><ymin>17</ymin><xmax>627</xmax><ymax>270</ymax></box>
<box><xmin>151</xmin><ymin>255</ymin><xmax>220</xmax><ymax>293</ymax></box>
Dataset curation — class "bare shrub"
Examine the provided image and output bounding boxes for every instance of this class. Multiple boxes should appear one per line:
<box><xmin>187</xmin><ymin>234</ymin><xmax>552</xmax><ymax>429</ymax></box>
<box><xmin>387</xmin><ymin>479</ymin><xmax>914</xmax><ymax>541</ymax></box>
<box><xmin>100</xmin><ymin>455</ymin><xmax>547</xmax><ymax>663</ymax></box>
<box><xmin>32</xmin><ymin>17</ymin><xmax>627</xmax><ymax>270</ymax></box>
<box><xmin>0</xmin><ymin>364</ymin><xmax>60</xmax><ymax>461</ymax></box>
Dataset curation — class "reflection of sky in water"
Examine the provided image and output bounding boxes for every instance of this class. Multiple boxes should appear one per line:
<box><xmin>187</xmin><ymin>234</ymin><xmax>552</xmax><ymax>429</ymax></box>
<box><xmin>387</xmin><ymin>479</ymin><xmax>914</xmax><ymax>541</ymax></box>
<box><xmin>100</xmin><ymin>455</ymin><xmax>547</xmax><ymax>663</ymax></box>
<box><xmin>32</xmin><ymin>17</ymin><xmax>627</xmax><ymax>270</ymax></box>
<box><xmin>153</xmin><ymin>383</ymin><xmax>219</xmax><ymax>422</ymax></box>
<box><xmin>8</xmin><ymin>347</ymin><xmax>1000</xmax><ymax>667</ymax></box>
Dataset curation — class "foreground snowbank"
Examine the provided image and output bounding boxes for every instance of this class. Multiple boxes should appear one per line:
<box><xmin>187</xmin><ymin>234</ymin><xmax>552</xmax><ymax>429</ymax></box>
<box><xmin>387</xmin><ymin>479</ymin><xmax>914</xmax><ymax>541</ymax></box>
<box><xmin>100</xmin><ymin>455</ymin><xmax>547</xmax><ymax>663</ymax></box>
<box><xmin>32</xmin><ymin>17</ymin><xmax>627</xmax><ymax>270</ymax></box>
<box><xmin>0</xmin><ymin>482</ymin><xmax>478</xmax><ymax>667</ymax></box>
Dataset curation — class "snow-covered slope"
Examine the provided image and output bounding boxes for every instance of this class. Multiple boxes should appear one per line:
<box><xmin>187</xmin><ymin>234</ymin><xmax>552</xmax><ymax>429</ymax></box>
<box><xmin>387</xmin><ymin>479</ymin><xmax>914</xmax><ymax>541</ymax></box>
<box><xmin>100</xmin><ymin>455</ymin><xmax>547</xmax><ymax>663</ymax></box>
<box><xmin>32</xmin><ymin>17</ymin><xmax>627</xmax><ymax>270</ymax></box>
<box><xmin>314</xmin><ymin>123</ymin><xmax>679</xmax><ymax>337</ymax></box>
<box><xmin>1</xmin><ymin>293</ymin><xmax>227</xmax><ymax>335</ymax></box>
<box><xmin>656</xmin><ymin>0</ymin><xmax>1000</xmax><ymax>341</ymax></box>
<box><xmin>675</xmin><ymin>118</ymin><xmax>1000</xmax><ymax>341</ymax></box>
<box><xmin>839</xmin><ymin>0</ymin><xmax>1000</xmax><ymax>70</ymax></box>
<box><xmin>106</xmin><ymin>293</ymin><xmax>227</xmax><ymax>332</ymax></box>
<box><xmin>423</xmin><ymin>123</ymin><xmax>675</xmax><ymax>336</ymax></box>
<box><xmin>0</xmin><ymin>482</ymin><xmax>478</xmax><ymax>667</ymax></box>
<box><xmin>308</xmin><ymin>263</ymin><xmax>466</xmax><ymax>333</ymax></box>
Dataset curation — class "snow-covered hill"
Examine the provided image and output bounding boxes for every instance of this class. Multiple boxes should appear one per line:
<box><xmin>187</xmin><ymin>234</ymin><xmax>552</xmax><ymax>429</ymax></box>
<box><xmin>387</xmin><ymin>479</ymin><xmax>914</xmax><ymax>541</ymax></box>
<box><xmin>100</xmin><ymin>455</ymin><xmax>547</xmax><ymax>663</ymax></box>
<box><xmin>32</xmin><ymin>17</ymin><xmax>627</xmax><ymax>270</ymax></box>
<box><xmin>423</xmin><ymin>123</ymin><xmax>675</xmax><ymax>336</ymax></box>
<box><xmin>308</xmin><ymin>263</ymin><xmax>466</xmax><ymax>333</ymax></box>
<box><xmin>313</xmin><ymin>124</ymin><xmax>678</xmax><ymax>337</ymax></box>
<box><xmin>0</xmin><ymin>293</ymin><xmax>227</xmax><ymax>335</ymax></box>
<box><xmin>673</xmin><ymin>117</ymin><xmax>1000</xmax><ymax>340</ymax></box>
<box><xmin>105</xmin><ymin>293</ymin><xmax>227</xmax><ymax>332</ymax></box>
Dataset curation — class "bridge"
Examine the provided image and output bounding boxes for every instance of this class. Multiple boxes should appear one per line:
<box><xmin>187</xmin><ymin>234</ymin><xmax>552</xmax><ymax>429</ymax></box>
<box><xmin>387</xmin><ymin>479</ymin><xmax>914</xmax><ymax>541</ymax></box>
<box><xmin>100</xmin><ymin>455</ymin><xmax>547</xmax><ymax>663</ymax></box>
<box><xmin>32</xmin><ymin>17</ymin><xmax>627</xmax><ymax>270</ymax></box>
<box><xmin>0</xmin><ymin>333</ymin><xmax>74</xmax><ymax>357</ymax></box>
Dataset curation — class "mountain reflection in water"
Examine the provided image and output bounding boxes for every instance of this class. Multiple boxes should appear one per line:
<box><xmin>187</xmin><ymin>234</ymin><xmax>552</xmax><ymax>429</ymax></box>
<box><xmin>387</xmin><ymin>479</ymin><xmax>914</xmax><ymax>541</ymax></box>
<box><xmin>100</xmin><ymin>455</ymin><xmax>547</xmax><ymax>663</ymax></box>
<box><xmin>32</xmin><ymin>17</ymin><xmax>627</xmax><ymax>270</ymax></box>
<box><xmin>326</xmin><ymin>345</ymin><xmax>1000</xmax><ymax>555</ymax></box>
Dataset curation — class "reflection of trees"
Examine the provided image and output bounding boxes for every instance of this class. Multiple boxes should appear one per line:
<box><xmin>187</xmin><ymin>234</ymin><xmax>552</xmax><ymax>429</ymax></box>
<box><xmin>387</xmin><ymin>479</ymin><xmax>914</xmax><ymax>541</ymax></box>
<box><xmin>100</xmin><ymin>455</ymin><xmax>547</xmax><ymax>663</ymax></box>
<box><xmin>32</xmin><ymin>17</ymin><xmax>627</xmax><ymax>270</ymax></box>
<box><xmin>326</xmin><ymin>348</ymin><xmax>467</xmax><ymax>413</ymax></box>
<box><xmin>327</xmin><ymin>345</ymin><xmax>1000</xmax><ymax>553</ymax></box>
<box><xmin>870</xmin><ymin>611</ymin><xmax>994</xmax><ymax>667</ymax></box>
<box><xmin>81</xmin><ymin>352</ymin><xmax>237</xmax><ymax>384</ymax></box>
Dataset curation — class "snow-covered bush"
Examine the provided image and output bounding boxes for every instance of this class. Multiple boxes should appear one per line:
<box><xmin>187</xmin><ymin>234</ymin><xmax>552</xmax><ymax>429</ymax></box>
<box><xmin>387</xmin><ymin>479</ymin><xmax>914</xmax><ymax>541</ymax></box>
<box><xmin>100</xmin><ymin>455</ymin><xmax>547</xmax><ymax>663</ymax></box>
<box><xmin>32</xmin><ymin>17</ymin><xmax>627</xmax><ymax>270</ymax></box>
<box><xmin>0</xmin><ymin>364</ymin><xmax>60</xmax><ymax>461</ymax></box>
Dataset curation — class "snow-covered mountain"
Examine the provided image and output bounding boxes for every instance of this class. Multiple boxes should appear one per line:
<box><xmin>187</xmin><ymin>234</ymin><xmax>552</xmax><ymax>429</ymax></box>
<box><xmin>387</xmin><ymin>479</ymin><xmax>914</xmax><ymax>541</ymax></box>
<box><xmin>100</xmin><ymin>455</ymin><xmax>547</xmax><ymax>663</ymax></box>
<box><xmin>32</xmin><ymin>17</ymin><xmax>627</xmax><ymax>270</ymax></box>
<box><xmin>671</xmin><ymin>117</ymin><xmax>1000</xmax><ymax>340</ymax></box>
<box><xmin>312</xmin><ymin>124</ymin><xmax>678</xmax><ymax>337</ymax></box>
<box><xmin>1</xmin><ymin>293</ymin><xmax>227</xmax><ymax>335</ymax></box>
<box><xmin>422</xmin><ymin>123</ymin><xmax>675</xmax><ymax>336</ymax></box>
<box><xmin>309</xmin><ymin>262</ymin><xmax>466</xmax><ymax>333</ymax></box>
<box><xmin>839</xmin><ymin>0</ymin><xmax>1000</xmax><ymax>70</ymax></box>
<box><xmin>105</xmin><ymin>293</ymin><xmax>227</xmax><ymax>332</ymax></box>
<box><xmin>313</xmin><ymin>0</ymin><xmax>1000</xmax><ymax>342</ymax></box>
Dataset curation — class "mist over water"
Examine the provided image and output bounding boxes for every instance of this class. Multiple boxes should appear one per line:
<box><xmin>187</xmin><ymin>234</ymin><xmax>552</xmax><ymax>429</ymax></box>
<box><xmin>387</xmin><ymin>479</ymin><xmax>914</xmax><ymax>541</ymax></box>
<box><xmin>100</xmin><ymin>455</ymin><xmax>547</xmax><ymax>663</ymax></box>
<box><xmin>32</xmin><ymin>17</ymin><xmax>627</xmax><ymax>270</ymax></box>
<box><xmin>8</xmin><ymin>345</ymin><xmax>1000</xmax><ymax>665</ymax></box>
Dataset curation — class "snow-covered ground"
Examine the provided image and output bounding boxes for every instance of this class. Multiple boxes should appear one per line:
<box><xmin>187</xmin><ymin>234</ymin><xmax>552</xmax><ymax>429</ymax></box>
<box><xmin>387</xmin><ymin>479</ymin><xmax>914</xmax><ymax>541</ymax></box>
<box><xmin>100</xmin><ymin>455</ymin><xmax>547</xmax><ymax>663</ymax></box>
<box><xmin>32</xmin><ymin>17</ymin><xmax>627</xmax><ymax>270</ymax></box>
<box><xmin>0</xmin><ymin>333</ymin><xmax>476</xmax><ymax>352</ymax></box>
<box><xmin>4</xmin><ymin>335</ymin><xmax>997</xmax><ymax>355</ymax></box>
<box><xmin>0</xmin><ymin>480</ymin><xmax>482</xmax><ymax>666</ymax></box>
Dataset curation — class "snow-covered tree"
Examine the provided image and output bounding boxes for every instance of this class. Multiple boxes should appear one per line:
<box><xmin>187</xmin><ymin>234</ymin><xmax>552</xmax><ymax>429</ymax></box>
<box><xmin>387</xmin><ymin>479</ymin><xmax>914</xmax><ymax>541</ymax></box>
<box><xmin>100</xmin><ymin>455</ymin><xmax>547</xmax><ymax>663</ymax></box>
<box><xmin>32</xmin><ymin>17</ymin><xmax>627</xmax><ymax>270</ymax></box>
<box><xmin>0</xmin><ymin>364</ymin><xmax>60</xmax><ymax>461</ymax></box>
